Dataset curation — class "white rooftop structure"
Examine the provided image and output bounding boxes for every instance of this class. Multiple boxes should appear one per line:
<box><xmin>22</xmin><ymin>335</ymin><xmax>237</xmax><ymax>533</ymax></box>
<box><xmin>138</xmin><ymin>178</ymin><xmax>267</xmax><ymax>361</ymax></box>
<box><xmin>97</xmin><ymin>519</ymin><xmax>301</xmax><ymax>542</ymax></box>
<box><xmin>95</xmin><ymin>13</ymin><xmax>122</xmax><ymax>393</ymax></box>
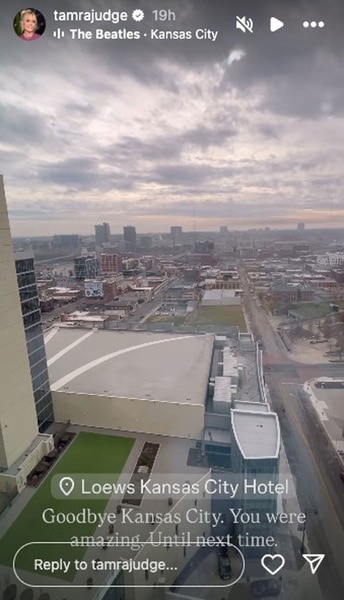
<box><xmin>46</xmin><ymin>328</ymin><xmax>214</xmax><ymax>406</ymax></box>
<box><xmin>231</xmin><ymin>410</ymin><xmax>280</xmax><ymax>460</ymax></box>
<box><xmin>213</xmin><ymin>376</ymin><xmax>232</xmax><ymax>414</ymax></box>
<box><xmin>223</xmin><ymin>347</ymin><xmax>240</xmax><ymax>381</ymax></box>
<box><xmin>202</xmin><ymin>289</ymin><xmax>241</xmax><ymax>306</ymax></box>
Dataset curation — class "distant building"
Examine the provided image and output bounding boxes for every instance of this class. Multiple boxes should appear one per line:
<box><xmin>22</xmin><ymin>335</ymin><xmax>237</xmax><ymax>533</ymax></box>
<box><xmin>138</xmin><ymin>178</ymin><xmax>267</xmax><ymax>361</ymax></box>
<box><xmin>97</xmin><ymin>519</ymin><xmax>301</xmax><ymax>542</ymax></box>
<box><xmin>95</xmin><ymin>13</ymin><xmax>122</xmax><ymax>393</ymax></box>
<box><xmin>317</xmin><ymin>253</ymin><xmax>344</xmax><ymax>268</ymax></box>
<box><xmin>170</xmin><ymin>226</ymin><xmax>182</xmax><ymax>245</ymax></box>
<box><xmin>194</xmin><ymin>240</ymin><xmax>214</xmax><ymax>254</ymax></box>
<box><xmin>220</xmin><ymin>226</ymin><xmax>228</xmax><ymax>235</ymax></box>
<box><xmin>297</xmin><ymin>222</ymin><xmax>305</xmax><ymax>231</ymax></box>
<box><xmin>202</xmin><ymin>289</ymin><xmax>242</xmax><ymax>306</ymax></box>
<box><xmin>271</xmin><ymin>282</ymin><xmax>313</xmax><ymax>303</ymax></box>
<box><xmin>140</xmin><ymin>236</ymin><xmax>152</xmax><ymax>248</ymax></box>
<box><xmin>74</xmin><ymin>255</ymin><xmax>99</xmax><ymax>280</ymax></box>
<box><xmin>123</xmin><ymin>225</ymin><xmax>137</xmax><ymax>250</ymax></box>
<box><xmin>95</xmin><ymin>222</ymin><xmax>111</xmax><ymax>246</ymax></box>
<box><xmin>53</xmin><ymin>234</ymin><xmax>79</xmax><ymax>248</ymax></box>
<box><xmin>60</xmin><ymin>310</ymin><xmax>109</xmax><ymax>329</ymax></box>
<box><xmin>14</xmin><ymin>252</ymin><xmax>54</xmax><ymax>432</ymax></box>
<box><xmin>164</xmin><ymin>284</ymin><xmax>200</xmax><ymax>304</ymax></box>
<box><xmin>100</xmin><ymin>253</ymin><xmax>122</xmax><ymax>275</ymax></box>
<box><xmin>84</xmin><ymin>279</ymin><xmax>117</xmax><ymax>303</ymax></box>
<box><xmin>47</xmin><ymin>286</ymin><xmax>81</xmax><ymax>302</ymax></box>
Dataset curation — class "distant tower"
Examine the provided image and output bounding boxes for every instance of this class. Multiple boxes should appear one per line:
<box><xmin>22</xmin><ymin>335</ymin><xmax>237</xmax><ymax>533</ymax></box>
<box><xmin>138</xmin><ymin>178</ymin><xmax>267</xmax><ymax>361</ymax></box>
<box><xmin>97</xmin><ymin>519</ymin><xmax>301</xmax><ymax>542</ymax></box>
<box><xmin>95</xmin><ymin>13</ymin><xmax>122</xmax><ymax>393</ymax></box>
<box><xmin>170</xmin><ymin>226</ymin><xmax>182</xmax><ymax>246</ymax></box>
<box><xmin>95</xmin><ymin>222</ymin><xmax>111</xmax><ymax>245</ymax></box>
<box><xmin>297</xmin><ymin>222</ymin><xmax>305</xmax><ymax>232</ymax></box>
<box><xmin>123</xmin><ymin>226</ymin><xmax>137</xmax><ymax>250</ymax></box>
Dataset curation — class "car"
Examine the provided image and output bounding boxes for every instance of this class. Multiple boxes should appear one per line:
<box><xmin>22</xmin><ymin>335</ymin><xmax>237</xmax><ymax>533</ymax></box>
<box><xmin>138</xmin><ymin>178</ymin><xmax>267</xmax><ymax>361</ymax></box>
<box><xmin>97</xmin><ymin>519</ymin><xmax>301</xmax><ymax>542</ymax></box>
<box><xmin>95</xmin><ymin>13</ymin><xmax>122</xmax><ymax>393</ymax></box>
<box><xmin>218</xmin><ymin>553</ymin><xmax>231</xmax><ymax>580</ymax></box>
<box><xmin>251</xmin><ymin>578</ymin><xmax>281</xmax><ymax>598</ymax></box>
<box><xmin>340</xmin><ymin>471</ymin><xmax>344</xmax><ymax>483</ymax></box>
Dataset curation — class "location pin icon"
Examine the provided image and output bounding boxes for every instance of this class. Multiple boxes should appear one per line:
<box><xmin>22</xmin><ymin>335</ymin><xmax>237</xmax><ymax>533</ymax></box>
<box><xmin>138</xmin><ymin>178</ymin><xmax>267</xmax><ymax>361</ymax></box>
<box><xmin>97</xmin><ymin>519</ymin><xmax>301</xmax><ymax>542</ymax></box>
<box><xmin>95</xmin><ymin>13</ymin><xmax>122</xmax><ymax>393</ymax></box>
<box><xmin>59</xmin><ymin>477</ymin><xmax>75</xmax><ymax>497</ymax></box>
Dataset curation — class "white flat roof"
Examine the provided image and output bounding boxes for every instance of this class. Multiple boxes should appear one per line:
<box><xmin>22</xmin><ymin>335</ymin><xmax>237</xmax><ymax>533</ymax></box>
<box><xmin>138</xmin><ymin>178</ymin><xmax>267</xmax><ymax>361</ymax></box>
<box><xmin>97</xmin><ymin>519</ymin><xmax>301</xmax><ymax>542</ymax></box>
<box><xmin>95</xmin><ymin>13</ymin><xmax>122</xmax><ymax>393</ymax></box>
<box><xmin>231</xmin><ymin>409</ymin><xmax>280</xmax><ymax>460</ymax></box>
<box><xmin>46</xmin><ymin>328</ymin><xmax>214</xmax><ymax>406</ymax></box>
<box><xmin>203</xmin><ymin>289</ymin><xmax>237</xmax><ymax>299</ymax></box>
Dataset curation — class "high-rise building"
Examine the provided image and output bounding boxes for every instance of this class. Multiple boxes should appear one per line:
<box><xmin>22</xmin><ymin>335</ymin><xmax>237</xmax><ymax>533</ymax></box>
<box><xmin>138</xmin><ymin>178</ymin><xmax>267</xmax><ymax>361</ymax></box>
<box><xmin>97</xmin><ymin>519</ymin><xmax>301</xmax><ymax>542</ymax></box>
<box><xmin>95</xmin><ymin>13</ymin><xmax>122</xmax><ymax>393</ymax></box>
<box><xmin>95</xmin><ymin>222</ymin><xmax>111</xmax><ymax>245</ymax></box>
<box><xmin>74</xmin><ymin>255</ymin><xmax>99</xmax><ymax>280</ymax></box>
<box><xmin>123</xmin><ymin>225</ymin><xmax>137</xmax><ymax>250</ymax></box>
<box><xmin>220</xmin><ymin>226</ymin><xmax>228</xmax><ymax>235</ymax></box>
<box><xmin>170</xmin><ymin>226</ymin><xmax>182</xmax><ymax>245</ymax></box>
<box><xmin>15</xmin><ymin>252</ymin><xmax>54</xmax><ymax>432</ymax></box>
<box><xmin>297</xmin><ymin>222</ymin><xmax>305</xmax><ymax>231</ymax></box>
<box><xmin>0</xmin><ymin>177</ymin><xmax>42</xmax><ymax>469</ymax></box>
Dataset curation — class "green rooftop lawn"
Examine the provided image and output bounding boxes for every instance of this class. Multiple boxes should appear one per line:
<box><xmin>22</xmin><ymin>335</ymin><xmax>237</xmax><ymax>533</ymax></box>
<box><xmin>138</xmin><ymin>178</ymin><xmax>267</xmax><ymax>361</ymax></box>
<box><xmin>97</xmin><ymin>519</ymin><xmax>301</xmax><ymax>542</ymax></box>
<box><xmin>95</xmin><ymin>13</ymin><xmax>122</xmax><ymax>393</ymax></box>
<box><xmin>0</xmin><ymin>432</ymin><xmax>134</xmax><ymax>581</ymax></box>
<box><xmin>189</xmin><ymin>306</ymin><xmax>247</xmax><ymax>330</ymax></box>
<box><xmin>147</xmin><ymin>314</ymin><xmax>187</xmax><ymax>326</ymax></box>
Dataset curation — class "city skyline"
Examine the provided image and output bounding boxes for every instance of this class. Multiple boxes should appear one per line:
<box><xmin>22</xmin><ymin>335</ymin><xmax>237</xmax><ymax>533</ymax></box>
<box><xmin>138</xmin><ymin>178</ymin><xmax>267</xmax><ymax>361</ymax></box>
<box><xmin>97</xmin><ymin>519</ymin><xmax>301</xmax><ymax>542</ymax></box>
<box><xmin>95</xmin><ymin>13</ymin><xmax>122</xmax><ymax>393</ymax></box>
<box><xmin>1</xmin><ymin>0</ymin><xmax>344</xmax><ymax>236</ymax></box>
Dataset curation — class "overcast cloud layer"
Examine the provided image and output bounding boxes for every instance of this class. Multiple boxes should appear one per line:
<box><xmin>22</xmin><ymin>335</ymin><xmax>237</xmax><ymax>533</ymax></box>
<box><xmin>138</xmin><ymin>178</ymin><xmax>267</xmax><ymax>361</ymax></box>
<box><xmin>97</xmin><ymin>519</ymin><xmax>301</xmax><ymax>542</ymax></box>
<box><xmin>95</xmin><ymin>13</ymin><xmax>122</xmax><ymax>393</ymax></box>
<box><xmin>1</xmin><ymin>0</ymin><xmax>344</xmax><ymax>236</ymax></box>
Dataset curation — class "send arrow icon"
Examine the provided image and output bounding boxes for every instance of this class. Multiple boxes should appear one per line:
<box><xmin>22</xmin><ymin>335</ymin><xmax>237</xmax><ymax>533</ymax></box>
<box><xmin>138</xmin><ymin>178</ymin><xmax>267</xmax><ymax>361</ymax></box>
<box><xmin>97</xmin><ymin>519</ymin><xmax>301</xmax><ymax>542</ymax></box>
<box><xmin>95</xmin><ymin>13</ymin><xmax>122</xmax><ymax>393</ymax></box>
<box><xmin>302</xmin><ymin>554</ymin><xmax>325</xmax><ymax>574</ymax></box>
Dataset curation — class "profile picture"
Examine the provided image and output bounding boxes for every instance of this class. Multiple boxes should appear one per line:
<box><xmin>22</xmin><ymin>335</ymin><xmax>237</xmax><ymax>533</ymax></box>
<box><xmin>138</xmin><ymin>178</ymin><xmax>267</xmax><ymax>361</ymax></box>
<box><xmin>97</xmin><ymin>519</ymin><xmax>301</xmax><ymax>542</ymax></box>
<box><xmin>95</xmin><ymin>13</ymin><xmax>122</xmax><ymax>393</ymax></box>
<box><xmin>13</xmin><ymin>7</ymin><xmax>46</xmax><ymax>41</ymax></box>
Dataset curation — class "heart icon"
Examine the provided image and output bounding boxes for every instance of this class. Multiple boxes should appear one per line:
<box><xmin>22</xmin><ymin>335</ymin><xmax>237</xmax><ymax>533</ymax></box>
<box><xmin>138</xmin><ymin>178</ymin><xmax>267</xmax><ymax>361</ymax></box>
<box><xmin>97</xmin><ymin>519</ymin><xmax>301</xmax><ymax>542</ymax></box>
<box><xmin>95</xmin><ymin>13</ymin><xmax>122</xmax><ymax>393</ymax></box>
<box><xmin>261</xmin><ymin>554</ymin><xmax>285</xmax><ymax>576</ymax></box>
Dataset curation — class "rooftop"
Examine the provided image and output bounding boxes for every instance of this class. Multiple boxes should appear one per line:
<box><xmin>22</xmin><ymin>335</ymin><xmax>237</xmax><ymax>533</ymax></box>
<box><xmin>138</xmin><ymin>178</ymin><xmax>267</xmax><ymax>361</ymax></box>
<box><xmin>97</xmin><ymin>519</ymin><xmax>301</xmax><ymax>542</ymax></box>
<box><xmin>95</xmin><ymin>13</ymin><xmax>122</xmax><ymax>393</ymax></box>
<box><xmin>203</xmin><ymin>289</ymin><xmax>238</xmax><ymax>300</ymax></box>
<box><xmin>45</xmin><ymin>328</ymin><xmax>213</xmax><ymax>405</ymax></box>
<box><xmin>231</xmin><ymin>409</ymin><xmax>280</xmax><ymax>460</ymax></box>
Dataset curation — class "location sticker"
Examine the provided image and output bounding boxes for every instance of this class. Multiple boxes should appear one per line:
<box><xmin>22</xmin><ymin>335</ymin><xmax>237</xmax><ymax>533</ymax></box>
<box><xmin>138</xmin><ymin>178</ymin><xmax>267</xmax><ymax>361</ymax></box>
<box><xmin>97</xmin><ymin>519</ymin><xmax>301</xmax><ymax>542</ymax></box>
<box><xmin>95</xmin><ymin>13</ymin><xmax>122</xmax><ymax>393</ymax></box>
<box><xmin>59</xmin><ymin>476</ymin><xmax>75</xmax><ymax>497</ymax></box>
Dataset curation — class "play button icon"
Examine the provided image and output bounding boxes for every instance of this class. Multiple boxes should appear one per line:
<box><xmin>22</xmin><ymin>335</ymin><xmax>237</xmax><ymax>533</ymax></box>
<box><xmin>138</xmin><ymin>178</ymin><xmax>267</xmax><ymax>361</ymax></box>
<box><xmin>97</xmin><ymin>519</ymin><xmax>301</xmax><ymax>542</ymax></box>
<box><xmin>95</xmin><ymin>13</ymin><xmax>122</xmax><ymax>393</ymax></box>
<box><xmin>270</xmin><ymin>17</ymin><xmax>284</xmax><ymax>32</ymax></box>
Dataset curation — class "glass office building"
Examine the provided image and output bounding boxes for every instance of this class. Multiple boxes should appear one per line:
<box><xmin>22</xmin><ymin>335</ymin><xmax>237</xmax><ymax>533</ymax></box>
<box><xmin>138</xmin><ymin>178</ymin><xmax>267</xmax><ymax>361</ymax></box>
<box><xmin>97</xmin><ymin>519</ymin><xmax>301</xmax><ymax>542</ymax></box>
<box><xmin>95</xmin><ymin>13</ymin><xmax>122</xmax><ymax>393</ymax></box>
<box><xmin>15</xmin><ymin>252</ymin><xmax>54</xmax><ymax>432</ymax></box>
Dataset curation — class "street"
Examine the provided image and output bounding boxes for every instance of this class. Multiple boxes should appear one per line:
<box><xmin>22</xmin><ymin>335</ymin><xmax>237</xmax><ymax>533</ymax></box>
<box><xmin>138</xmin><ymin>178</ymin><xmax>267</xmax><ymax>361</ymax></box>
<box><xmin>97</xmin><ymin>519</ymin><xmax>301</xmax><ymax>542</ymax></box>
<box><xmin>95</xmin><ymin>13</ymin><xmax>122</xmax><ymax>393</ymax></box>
<box><xmin>240</xmin><ymin>266</ymin><xmax>344</xmax><ymax>600</ymax></box>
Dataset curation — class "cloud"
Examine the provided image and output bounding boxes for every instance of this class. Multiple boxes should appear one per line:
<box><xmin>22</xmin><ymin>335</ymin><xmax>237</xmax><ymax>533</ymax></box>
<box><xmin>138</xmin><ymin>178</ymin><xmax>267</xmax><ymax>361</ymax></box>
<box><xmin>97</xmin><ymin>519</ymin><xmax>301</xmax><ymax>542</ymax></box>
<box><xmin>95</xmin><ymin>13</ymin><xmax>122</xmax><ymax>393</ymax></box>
<box><xmin>1</xmin><ymin>0</ymin><xmax>344</xmax><ymax>234</ymax></box>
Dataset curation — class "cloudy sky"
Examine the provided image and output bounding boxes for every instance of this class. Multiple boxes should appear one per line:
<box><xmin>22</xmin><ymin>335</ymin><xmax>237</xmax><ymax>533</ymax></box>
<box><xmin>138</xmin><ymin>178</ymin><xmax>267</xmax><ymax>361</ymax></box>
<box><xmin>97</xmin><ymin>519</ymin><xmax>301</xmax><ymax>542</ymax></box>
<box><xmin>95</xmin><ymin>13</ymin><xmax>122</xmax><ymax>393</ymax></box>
<box><xmin>1</xmin><ymin>0</ymin><xmax>344</xmax><ymax>236</ymax></box>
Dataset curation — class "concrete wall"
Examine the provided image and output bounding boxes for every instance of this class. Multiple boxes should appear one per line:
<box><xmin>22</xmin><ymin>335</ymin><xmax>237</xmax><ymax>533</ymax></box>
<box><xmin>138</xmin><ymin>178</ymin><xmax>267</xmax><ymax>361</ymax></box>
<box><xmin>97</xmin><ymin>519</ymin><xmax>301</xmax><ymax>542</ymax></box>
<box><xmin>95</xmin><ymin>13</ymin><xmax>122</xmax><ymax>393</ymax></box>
<box><xmin>18</xmin><ymin>435</ymin><xmax>54</xmax><ymax>491</ymax></box>
<box><xmin>0</xmin><ymin>473</ymin><xmax>17</xmax><ymax>496</ymax></box>
<box><xmin>0</xmin><ymin>176</ymin><xmax>38</xmax><ymax>468</ymax></box>
<box><xmin>53</xmin><ymin>391</ymin><xmax>204</xmax><ymax>438</ymax></box>
<box><xmin>0</xmin><ymin>435</ymin><xmax>53</xmax><ymax>494</ymax></box>
<box><xmin>204</xmin><ymin>412</ymin><xmax>231</xmax><ymax>429</ymax></box>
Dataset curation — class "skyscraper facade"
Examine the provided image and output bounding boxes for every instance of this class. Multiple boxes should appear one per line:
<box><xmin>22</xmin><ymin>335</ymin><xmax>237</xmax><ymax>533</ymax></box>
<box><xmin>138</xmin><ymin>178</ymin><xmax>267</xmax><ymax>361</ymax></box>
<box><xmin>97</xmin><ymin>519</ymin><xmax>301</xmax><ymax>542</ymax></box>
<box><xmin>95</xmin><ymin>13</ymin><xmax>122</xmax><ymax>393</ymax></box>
<box><xmin>0</xmin><ymin>177</ymin><xmax>39</xmax><ymax>468</ymax></box>
<box><xmin>15</xmin><ymin>252</ymin><xmax>54</xmax><ymax>432</ymax></box>
<box><xmin>95</xmin><ymin>222</ymin><xmax>111</xmax><ymax>245</ymax></box>
<box><xmin>170</xmin><ymin>226</ymin><xmax>182</xmax><ymax>245</ymax></box>
<box><xmin>123</xmin><ymin>225</ymin><xmax>137</xmax><ymax>250</ymax></box>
